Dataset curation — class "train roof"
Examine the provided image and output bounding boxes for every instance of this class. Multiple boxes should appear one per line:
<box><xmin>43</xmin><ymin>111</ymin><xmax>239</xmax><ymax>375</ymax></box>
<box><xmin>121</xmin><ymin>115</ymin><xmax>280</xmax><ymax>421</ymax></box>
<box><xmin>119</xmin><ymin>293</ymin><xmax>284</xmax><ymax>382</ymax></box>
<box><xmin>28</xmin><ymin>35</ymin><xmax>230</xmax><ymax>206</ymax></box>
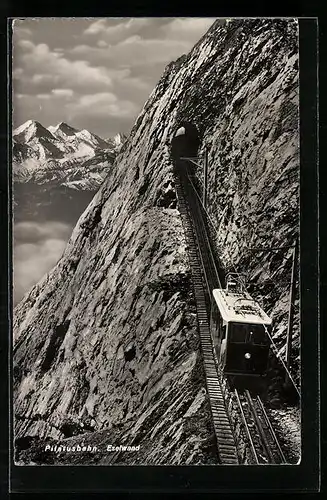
<box><xmin>212</xmin><ymin>288</ymin><xmax>272</xmax><ymax>326</ymax></box>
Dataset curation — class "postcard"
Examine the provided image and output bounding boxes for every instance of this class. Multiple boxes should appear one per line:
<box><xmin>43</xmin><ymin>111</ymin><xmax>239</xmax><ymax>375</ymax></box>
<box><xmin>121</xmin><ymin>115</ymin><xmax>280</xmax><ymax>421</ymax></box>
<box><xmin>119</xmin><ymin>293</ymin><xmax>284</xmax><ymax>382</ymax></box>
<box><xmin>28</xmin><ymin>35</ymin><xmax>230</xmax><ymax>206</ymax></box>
<box><xmin>10</xmin><ymin>17</ymin><xmax>317</xmax><ymax>489</ymax></box>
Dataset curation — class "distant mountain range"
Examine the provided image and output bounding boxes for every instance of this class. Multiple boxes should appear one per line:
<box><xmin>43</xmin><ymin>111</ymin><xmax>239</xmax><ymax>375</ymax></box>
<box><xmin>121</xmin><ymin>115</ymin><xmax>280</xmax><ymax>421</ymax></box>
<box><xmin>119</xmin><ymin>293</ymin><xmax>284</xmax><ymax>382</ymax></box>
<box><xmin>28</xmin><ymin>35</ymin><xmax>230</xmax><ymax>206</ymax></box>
<box><xmin>13</xmin><ymin>120</ymin><xmax>126</xmax><ymax>190</ymax></box>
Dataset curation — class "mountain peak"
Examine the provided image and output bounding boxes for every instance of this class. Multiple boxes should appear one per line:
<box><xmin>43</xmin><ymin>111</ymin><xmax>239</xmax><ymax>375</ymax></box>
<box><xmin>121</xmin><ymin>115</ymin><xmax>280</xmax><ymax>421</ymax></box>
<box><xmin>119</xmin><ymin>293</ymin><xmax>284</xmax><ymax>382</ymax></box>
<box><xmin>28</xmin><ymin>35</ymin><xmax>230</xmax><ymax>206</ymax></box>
<box><xmin>48</xmin><ymin>122</ymin><xmax>80</xmax><ymax>136</ymax></box>
<box><xmin>77</xmin><ymin>128</ymin><xmax>92</xmax><ymax>137</ymax></box>
<box><xmin>75</xmin><ymin>129</ymin><xmax>112</xmax><ymax>150</ymax></box>
<box><xmin>14</xmin><ymin>120</ymin><xmax>55</xmax><ymax>143</ymax></box>
<box><xmin>58</xmin><ymin>122</ymin><xmax>76</xmax><ymax>130</ymax></box>
<box><xmin>14</xmin><ymin>120</ymin><xmax>43</xmax><ymax>134</ymax></box>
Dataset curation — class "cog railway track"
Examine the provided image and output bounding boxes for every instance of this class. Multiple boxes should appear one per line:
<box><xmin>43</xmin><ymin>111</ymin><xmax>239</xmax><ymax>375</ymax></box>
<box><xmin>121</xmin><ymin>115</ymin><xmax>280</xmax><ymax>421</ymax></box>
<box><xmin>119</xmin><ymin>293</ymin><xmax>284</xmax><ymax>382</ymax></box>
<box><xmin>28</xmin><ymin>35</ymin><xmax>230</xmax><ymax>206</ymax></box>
<box><xmin>175</xmin><ymin>164</ymin><xmax>239</xmax><ymax>464</ymax></box>
<box><xmin>174</xmin><ymin>160</ymin><xmax>286</xmax><ymax>465</ymax></box>
<box><xmin>234</xmin><ymin>389</ymin><xmax>286</xmax><ymax>464</ymax></box>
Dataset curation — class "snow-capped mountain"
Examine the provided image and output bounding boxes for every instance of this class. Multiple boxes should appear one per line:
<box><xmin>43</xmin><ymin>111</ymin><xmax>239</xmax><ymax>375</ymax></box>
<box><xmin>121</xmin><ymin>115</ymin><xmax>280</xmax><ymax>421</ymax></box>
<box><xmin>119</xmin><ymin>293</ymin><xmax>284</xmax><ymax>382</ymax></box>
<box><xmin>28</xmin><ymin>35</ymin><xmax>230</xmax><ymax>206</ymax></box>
<box><xmin>14</xmin><ymin>120</ymin><xmax>65</xmax><ymax>161</ymax></box>
<box><xmin>12</xmin><ymin>120</ymin><xmax>122</xmax><ymax>190</ymax></box>
<box><xmin>48</xmin><ymin>122</ymin><xmax>111</xmax><ymax>157</ymax></box>
<box><xmin>13</xmin><ymin>120</ymin><xmax>114</xmax><ymax>163</ymax></box>
<box><xmin>47</xmin><ymin>121</ymin><xmax>78</xmax><ymax>138</ymax></box>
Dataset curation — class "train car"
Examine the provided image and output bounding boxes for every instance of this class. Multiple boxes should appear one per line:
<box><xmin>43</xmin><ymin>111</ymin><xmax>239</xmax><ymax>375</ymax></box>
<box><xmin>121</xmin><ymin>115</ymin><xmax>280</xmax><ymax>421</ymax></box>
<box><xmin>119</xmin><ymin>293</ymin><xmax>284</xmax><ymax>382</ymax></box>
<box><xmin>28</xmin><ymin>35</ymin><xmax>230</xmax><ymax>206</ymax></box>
<box><xmin>210</xmin><ymin>275</ymin><xmax>272</xmax><ymax>376</ymax></box>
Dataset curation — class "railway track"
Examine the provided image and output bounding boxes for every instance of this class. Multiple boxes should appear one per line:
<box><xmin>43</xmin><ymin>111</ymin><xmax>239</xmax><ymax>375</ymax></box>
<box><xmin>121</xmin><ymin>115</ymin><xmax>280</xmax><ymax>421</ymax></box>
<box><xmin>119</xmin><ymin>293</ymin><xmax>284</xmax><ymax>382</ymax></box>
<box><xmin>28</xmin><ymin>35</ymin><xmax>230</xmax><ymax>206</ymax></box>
<box><xmin>234</xmin><ymin>389</ymin><xmax>286</xmax><ymax>464</ymax></box>
<box><xmin>174</xmin><ymin>161</ymin><xmax>287</xmax><ymax>466</ymax></box>
<box><xmin>174</xmin><ymin>162</ymin><xmax>239</xmax><ymax>464</ymax></box>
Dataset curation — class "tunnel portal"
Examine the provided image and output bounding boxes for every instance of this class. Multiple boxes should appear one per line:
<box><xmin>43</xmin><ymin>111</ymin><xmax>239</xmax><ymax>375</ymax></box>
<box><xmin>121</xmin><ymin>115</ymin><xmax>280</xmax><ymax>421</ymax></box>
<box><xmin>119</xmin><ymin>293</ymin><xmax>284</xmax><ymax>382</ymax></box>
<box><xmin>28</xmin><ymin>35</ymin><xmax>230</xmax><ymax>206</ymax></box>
<box><xmin>171</xmin><ymin>121</ymin><xmax>201</xmax><ymax>161</ymax></box>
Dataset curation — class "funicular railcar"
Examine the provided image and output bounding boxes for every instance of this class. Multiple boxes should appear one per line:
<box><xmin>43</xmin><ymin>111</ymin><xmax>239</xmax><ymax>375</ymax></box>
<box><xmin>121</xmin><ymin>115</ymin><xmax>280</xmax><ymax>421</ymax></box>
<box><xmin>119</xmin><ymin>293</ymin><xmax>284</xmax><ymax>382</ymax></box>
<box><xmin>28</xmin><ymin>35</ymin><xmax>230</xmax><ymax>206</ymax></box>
<box><xmin>210</xmin><ymin>274</ymin><xmax>272</xmax><ymax>376</ymax></box>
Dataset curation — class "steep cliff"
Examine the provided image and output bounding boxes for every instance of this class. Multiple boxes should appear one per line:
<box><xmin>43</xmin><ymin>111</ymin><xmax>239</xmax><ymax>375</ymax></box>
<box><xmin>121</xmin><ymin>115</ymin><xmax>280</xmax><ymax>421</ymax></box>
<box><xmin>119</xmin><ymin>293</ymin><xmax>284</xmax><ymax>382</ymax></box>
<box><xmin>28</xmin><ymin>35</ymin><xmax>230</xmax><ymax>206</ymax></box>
<box><xmin>13</xmin><ymin>18</ymin><xmax>299</xmax><ymax>465</ymax></box>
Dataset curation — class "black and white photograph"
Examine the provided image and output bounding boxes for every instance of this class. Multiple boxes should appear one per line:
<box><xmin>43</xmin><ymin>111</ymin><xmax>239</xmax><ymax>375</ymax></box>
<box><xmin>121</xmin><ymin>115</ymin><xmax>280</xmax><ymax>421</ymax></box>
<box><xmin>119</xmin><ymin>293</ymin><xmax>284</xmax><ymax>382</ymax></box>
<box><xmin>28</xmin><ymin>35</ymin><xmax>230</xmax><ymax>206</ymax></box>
<box><xmin>12</xmin><ymin>17</ymin><xmax>301</xmax><ymax>467</ymax></box>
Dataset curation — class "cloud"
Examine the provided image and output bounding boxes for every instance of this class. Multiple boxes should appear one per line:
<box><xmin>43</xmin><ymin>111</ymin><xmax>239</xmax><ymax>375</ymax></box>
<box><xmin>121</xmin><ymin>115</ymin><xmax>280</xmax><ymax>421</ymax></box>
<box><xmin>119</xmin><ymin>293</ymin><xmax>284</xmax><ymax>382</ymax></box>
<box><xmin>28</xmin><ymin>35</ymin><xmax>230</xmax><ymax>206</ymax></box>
<box><xmin>52</xmin><ymin>88</ymin><xmax>74</xmax><ymax>97</ymax></box>
<box><xmin>14</xmin><ymin>221</ymin><xmax>72</xmax><ymax>243</ymax></box>
<box><xmin>66</xmin><ymin>92</ymin><xmax>138</xmax><ymax>120</ymax></box>
<box><xmin>83</xmin><ymin>19</ymin><xmax>108</xmax><ymax>35</ymax></box>
<box><xmin>14</xmin><ymin>221</ymin><xmax>72</xmax><ymax>304</ymax></box>
<box><xmin>16</xmin><ymin>39</ymin><xmax>34</xmax><ymax>51</ymax></box>
<box><xmin>14</xmin><ymin>239</ymin><xmax>67</xmax><ymax>304</ymax></box>
<box><xmin>12</xmin><ymin>18</ymin><xmax>217</xmax><ymax>137</ymax></box>
<box><xmin>14</xmin><ymin>41</ymin><xmax>113</xmax><ymax>93</ymax></box>
<box><xmin>13</xmin><ymin>33</ymin><xmax>153</xmax><ymax>130</ymax></box>
<box><xmin>12</xmin><ymin>67</ymin><xmax>24</xmax><ymax>78</ymax></box>
<box><xmin>36</xmin><ymin>93</ymin><xmax>51</xmax><ymax>99</ymax></box>
<box><xmin>97</xmin><ymin>40</ymin><xmax>108</xmax><ymax>48</ymax></box>
<box><xmin>83</xmin><ymin>18</ymin><xmax>151</xmax><ymax>45</ymax></box>
<box><xmin>16</xmin><ymin>26</ymin><xmax>33</xmax><ymax>37</ymax></box>
<box><xmin>159</xmin><ymin>18</ymin><xmax>215</xmax><ymax>41</ymax></box>
<box><xmin>82</xmin><ymin>17</ymin><xmax>215</xmax><ymax>49</ymax></box>
<box><xmin>69</xmin><ymin>37</ymin><xmax>191</xmax><ymax>69</ymax></box>
<box><xmin>12</xmin><ymin>92</ymin><xmax>76</xmax><ymax>131</ymax></box>
<box><xmin>31</xmin><ymin>73</ymin><xmax>59</xmax><ymax>85</ymax></box>
<box><xmin>13</xmin><ymin>21</ymin><xmax>33</xmax><ymax>39</ymax></box>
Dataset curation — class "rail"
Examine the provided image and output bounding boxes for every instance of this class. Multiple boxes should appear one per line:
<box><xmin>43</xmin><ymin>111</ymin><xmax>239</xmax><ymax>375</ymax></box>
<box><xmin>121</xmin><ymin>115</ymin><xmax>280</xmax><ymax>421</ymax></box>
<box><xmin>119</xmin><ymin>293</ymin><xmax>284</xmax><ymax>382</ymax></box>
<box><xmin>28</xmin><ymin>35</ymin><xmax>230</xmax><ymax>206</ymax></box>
<box><xmin>174</xmin><ymin>158</ymin><xmax>290</xmax><ymax>465</ymax></box>
<box><xmin>174</xmin><ymin>162</ymin><xmax>239</xmax><ymax>464</ymax></box>
<box><xmin>234</xmin><ymin>388</ymin><xmax>286</xmax><ymax>464</ymax></box>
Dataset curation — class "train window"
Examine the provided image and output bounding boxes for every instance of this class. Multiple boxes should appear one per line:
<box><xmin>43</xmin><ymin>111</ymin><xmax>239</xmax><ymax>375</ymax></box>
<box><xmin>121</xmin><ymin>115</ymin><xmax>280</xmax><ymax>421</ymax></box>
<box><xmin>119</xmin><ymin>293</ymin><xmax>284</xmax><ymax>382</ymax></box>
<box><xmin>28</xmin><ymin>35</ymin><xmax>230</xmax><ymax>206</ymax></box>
<box><xmin>250</xmin><ymin>325</ymin><xmax>270</xmax><ymax>346</ymax></box>
<box><xmin>218</xmin><ymin>316</ymin><xmax>225</xmax><ymax>339</ymax></box>
<box><xmin>230</xmin><ymin>323</ymin><xmax>248</xmax><ymax>343</ymax></box>
<box><xmin>229</xmin><ymin>323</ymin><xmax>270</xmax><ymax>345</ymax></box>
<box><xmin>210</xmin><ymin>301</ymin><xmax>216</xmax><ymax>324</ymax></box>
<box><xmin>210</xmin><ymin>300</ymin><xmax>219</xmax><ymax>336</ymax></box>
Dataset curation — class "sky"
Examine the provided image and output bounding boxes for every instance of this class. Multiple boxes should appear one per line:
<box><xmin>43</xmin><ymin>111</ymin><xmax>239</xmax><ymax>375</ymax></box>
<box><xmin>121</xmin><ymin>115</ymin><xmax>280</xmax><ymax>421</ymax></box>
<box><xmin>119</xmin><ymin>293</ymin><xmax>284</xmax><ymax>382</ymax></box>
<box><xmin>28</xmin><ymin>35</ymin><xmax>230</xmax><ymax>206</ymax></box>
<box><xmin>14</xmin><ymin>221</ymin><xmax>72</xmax><ymax>304</ymax></box>
<box><xmin>12</xmin><ymin>17</ymin><xmax>216</xmax><ymax>304</ymax></box>
<box><xmin>12</xmin><ymin>17</ymin><xmax>216</xmax><ymax>138</ymax></box>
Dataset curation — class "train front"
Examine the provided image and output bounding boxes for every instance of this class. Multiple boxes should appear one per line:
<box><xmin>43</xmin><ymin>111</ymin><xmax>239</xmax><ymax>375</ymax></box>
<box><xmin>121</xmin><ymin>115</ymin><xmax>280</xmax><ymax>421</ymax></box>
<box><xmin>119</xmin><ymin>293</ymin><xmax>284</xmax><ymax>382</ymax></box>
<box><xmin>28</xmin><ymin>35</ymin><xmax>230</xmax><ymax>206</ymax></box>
<box><xmin>211</xmin><ymin>287</ymin><xmax>272</xmax><ymax>377</ymax></box>
<box><xmin>224</xmin><ymin>321</ymin><xmax>272</xmax><ymax>376</ymax></box>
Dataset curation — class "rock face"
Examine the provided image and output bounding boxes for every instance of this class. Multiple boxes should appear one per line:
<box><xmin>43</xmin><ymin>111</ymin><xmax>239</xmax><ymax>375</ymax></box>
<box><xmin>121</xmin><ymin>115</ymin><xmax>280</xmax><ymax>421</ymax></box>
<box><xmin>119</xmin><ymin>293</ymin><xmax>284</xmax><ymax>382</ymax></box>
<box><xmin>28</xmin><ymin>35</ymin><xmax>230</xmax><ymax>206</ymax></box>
<box><xmin>13</xmin><ymin>18</ymin><xmax>299</xmax><ymax>465</ymax></box>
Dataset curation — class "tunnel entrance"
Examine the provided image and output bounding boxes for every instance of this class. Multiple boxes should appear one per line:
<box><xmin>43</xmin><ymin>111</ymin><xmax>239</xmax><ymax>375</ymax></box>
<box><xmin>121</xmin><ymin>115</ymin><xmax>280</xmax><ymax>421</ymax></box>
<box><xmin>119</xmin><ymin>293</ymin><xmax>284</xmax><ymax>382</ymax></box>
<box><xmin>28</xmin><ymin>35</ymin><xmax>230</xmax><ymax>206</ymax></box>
<box><xmin>171</xmin><ymin>121</ymin><xmax>200</xmax><ymax>161</ymax></box>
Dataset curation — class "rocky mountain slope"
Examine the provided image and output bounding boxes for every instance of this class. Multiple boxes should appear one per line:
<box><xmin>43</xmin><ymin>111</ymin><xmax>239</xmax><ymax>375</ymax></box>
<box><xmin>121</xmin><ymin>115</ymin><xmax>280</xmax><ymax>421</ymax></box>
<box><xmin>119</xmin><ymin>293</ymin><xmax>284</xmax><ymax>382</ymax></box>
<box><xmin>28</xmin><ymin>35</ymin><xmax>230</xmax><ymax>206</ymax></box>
<box><xmin>13</xmin><ymin>18</ymin><xmax>299</xmax><ymax>465</ymax></box>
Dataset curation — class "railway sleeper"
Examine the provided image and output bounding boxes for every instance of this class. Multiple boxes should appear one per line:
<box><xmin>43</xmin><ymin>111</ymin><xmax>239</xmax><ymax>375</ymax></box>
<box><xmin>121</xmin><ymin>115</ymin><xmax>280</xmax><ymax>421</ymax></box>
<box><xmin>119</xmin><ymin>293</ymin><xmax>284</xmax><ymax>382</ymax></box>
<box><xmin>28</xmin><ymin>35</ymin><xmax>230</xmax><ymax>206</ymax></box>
<box><xmin>175</xmin><ymin>175</ymin><xmax>239</xmax><ymax>464</ymax></box>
